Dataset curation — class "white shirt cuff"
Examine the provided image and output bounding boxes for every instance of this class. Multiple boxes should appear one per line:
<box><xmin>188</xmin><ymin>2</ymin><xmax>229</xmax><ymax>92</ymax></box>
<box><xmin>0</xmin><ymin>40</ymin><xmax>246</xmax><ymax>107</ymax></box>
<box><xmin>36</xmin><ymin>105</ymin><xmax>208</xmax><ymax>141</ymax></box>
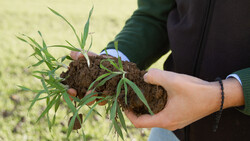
<box><xmin>100</xmin><ymin>49</ymin><xmax>130</xmax><ymax>62</ymax></box>
<box><xmin>226</xmin><ymin>74</ymin><xmax>242</xmax><ymax>85</ymax></box>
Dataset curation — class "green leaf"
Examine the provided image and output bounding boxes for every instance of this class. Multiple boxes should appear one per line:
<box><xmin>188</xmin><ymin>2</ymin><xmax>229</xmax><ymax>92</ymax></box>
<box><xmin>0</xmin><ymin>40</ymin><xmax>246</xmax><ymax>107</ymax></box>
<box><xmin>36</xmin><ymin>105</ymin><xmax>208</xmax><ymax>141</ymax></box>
<box><xmin>54</xmin><ymin>95</ymin><xmax>61</xmax><ymax>113</ymax></box>
<box><xmin>100</xmin><ymin>59</ymin><xmax>113</xmax><ymax>73</ymax></box>
<box><xmin>32</xmin><ymin>74</ymin><xmax>42</xmax><ymax>80</ymax></box>
<box><xmin>123</xmin><ymin>78</ymin><xmax>154</xmax><ymax>115</ymax></box>
<box><xmin>48</xmin><ymin>7</ymin><xmax>81</xmax><ymax>45</ymax></box>
<box><xmin>47</xmin><ymin>112</ymin><xmax>52</xmax><ymax>131</ymax></box>
<box><xmin>17</xmin><ymin>85</ymin><xmax>31</xmax><ymax>91</ymax></box>
<box><xmin>87</xmin><ymin>34</ymin><xmax>93</xmax><ymax>52</ymax></box>
<box><xmin>81</xmin><ymin>51</ymin><xmax>90</xmax><ymax>67</ymax></box>
<box><xmin>61</xmin><ymin>55</ymin><xmax>73</xmax><ymax>62</ymax></box>
<box><xmin>48</xmin><ymin>45</ymin><xmax>80</xmax><ymax>52</ymax></box>
<box><xmin>32</xmin><ymin>60</ymin><xmax>44</xmax><ymax>67</ymax></box>
<box><xmin>123</xmin><ymin>81</ymin><xmax>128</xmax><ymax>105</ymax></box>
<box><xmin>41</xmin><ymin>79</ymin><xmax>49</xmax><ymax>95</ymax></box>
<box><xmin>114</xmin><ymin>41</ymin><xmax>123</xmax><ymax>70</ymax></box>
<box><xmin>80</xmin><ymin>6</ymin><xmax>94</xmax><ymax>49</ymax></box>
<box><xmin>110</xmin><ymin>101</ymin><xmax>117</xmax><ymax>121</ymax></box>
<box><xmin>67</xmin><ymin>108</ymin><xmax>81</xmax><ymax>138</ymax></box>
<box><xmin>88</xmin><ymin>73</ymin><xmax>111</xmax><ymax>90</ymax></box>
<box><xmin>36</xmin><ymin>95</ymin><xmax>58</xmax><ymax>123</ymax></box>
<box><xmin>110</xmin><ymin>79</ymin><xmax>123</xmax><ymax>121</ymax></box>
<box><xmin>28</xmin><ymin>90</ymin><xmax>46</xmax><ymax>111</ymax></box>
<box><xmin>113</xmin><ymin>119</ymin><xmax>124</xmax><ymax>140</ymax></box>
<box><xmin>77</xmin><ymin>91</ymin><xmax>99</xmax><ymax>106</ymax></box>
<box><xmin>62</xmin><ymin>91</ymin><xmax>77</xmax><ymax>114</ymax></box>
<box><xmin>93</xmin><ymin>73</ymin><xmax>120</xmax><ymax>91</ymax></box>
<box><xmin>115</xmin><ymin>79</ymin><xmax>123</xmax><ymax>99</ymax></box>
<box><xmin>117</xmin><ymin>107</ymin><xmax>127</xmax><ymax>133</ymax></box>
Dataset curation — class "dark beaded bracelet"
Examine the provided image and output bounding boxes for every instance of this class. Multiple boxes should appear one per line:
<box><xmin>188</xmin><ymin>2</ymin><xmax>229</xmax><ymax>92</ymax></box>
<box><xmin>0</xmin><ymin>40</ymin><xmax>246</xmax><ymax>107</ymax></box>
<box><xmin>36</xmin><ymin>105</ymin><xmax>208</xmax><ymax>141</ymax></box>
<box><xmin>213</xmin><ymin>77</ymin><xmax>225</xmax><ymax>132</ymax></box>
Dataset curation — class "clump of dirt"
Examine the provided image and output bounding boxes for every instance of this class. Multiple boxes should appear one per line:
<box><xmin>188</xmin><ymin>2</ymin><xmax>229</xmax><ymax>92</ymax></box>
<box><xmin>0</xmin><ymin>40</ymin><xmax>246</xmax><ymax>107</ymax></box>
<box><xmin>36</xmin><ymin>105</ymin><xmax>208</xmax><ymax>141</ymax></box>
<box><xmin>60</xmin><ymin>56</ymin><xmax>167</xmax><ymax>115</ymax></box>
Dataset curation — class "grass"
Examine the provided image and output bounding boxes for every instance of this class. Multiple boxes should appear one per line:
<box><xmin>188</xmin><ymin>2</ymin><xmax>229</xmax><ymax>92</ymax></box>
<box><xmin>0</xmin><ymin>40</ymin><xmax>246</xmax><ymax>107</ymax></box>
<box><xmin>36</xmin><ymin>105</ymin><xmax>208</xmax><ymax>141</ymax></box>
<box><xmin>0</xmin><ymin>0</ymin><xmax>169</xmax><ymax>140</ymax></box>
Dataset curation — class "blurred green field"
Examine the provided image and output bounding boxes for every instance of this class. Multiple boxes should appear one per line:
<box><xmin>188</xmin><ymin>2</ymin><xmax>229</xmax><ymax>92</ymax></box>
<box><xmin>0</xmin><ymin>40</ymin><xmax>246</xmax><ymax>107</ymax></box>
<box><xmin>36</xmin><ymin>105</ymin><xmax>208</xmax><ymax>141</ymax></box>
<box><xmin>0</xmin><ymin>0</ymin><xmax>168</xmax><ymax>140</ymax></box>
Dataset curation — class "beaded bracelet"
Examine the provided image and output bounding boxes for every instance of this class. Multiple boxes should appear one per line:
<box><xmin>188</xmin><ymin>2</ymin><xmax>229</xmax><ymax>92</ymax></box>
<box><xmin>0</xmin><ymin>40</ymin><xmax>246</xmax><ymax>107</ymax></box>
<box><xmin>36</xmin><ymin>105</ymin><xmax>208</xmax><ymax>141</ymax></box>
<box><xmin>213</xmin><ymin>77</ymin><xmax>225</xmax><ymax>132</ymax></box>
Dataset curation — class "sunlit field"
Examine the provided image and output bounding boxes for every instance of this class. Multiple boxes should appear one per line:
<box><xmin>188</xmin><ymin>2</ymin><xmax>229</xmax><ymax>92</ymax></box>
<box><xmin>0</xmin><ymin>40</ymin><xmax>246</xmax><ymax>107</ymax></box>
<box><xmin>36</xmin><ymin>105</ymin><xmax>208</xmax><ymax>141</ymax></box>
<box><xmin>0</xmin><ymin>0</ymin><xmax>168</xmax><ymax>140</ymax></box>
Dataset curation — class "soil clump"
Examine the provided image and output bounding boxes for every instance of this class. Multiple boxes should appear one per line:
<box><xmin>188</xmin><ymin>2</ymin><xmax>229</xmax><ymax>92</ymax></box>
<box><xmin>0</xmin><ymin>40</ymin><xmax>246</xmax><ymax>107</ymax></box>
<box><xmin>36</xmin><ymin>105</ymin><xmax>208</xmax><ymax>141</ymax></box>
<box><xmin>60</xmin><ymin>56</ymin><xmax>168</xmax><ymax>115</ymax></box>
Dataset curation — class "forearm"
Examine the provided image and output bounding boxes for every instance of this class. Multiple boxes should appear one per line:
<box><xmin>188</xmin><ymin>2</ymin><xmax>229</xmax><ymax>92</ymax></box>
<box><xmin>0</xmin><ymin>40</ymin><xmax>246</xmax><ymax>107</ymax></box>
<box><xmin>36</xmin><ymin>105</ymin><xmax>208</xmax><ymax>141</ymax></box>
<box><xmin>104</xmin><ymin>0</ymin><xmax>175</xmax><ymax>70</ymax></box>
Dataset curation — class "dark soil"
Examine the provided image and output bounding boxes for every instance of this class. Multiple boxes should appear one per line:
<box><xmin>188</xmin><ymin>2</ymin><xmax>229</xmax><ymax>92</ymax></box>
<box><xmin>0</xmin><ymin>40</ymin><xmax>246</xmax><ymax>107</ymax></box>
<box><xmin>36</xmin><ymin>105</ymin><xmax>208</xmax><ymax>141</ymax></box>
<box><xmin>60</xmin><ymin>56</ymin><xmax>168</xmax><ymax>116</ymax></box>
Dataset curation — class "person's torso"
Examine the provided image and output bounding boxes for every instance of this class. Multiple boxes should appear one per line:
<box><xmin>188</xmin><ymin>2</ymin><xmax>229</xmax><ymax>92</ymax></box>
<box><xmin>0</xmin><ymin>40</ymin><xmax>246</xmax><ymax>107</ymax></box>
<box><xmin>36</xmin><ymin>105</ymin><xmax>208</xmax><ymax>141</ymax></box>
<box><xmin>164</xmin><ymin>0</ymin><xmax>250</xmax><ymax>140</ymax></box>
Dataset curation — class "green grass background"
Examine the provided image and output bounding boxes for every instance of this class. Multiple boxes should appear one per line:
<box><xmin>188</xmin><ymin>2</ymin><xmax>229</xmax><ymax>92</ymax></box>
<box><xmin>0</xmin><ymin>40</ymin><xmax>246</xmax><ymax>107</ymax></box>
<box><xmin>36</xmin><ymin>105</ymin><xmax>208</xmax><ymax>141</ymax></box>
<box><xmin>0</xmin><ymin>0</ymin><xmax>168</xmax><ymax>140</ymax></box>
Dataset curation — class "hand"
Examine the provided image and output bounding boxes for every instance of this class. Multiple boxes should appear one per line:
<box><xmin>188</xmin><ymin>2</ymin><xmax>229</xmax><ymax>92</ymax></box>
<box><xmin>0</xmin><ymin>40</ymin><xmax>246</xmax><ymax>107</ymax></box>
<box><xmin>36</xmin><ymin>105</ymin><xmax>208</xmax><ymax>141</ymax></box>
<box><xmin>125</xmin><ymin>68</ymin><xmax>244</xmax><ymax>131</ymax></box>
<box><xmin>66</xmin><ymin>51</ymin><xmax>108</xmax><ymax>106</ymax></box>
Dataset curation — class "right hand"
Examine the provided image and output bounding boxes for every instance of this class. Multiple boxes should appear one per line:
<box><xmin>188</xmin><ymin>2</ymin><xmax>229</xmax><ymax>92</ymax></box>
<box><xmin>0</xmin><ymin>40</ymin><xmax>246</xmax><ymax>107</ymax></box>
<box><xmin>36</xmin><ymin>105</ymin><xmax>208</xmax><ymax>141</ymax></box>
<box><xmin>66</xmin><ymin>51</ymin><xmax>108</xmax><ymax>106</ymax></box>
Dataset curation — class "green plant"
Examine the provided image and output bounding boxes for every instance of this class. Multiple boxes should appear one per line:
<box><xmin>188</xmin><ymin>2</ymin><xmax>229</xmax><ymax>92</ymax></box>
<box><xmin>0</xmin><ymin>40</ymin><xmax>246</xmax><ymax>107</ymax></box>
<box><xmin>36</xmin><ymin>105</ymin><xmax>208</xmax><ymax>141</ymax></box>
<box><xmin>18</xmin><ymin>7</ymin><xmax>153</xmax><ymax>140</ymax></box>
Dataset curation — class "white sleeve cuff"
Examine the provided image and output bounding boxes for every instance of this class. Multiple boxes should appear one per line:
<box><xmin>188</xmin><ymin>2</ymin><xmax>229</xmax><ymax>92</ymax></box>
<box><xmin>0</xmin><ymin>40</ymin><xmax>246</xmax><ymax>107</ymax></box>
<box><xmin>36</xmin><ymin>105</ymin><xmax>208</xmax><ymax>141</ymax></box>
<box><xmin>100</xmin><ymin>49</ymin><xmax>130</xmax><ymax>62</ymax></box>
<box><xmin>226</xmin><ymin>74</ymin><xmax>242</xmax><ymax>85</ymax></box>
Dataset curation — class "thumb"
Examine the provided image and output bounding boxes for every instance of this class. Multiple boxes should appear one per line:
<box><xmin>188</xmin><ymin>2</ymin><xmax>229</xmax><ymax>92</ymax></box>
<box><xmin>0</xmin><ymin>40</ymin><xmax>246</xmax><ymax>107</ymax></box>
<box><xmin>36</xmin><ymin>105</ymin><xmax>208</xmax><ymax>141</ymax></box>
<box><xmin>144</xmin><ymin>68</ymin><xmax>174</xmax><ymax>88</ymax></box>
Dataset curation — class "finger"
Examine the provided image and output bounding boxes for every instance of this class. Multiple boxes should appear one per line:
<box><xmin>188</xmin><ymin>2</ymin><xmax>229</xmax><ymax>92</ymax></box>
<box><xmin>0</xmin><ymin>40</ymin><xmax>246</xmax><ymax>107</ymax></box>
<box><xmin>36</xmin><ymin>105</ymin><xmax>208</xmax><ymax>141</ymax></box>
<box><xmin>124</xmin><ymin>110</ymin><xmax>160</xmax><ymax>128</ymax></box>
<box><xmin>87</xmin><ymin>51</ymin><xmax>98</xmax><ymax>56</ymax></box>
<box><xmin>144</xmin><ymin>68</ymin><xmax>175</xmax><ymax>88</ymax></box>
<box><xmin>66</xmin><ymin>88</ymin><xmax>77</xmax><ymax>101</ymax></box>
<box><xmin>85</xmin><ymin>90</ymin><xmax>98</xmax><ymax>106</ymax></box>
<box><xmin>70</xmin><ymin>51</ymin><xmax>84</xmax><ymax>60</ymax></box>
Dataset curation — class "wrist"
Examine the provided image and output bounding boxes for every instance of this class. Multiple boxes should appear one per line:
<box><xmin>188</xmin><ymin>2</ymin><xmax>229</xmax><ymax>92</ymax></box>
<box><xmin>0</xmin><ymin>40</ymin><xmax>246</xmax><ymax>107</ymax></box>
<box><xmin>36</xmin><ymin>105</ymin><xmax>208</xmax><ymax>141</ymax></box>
<box><xmin>209</xmin><ymin>78</ymin><xmax>244</xmax><ymax>111</ymax></box>
<box><xmin>223</xmin><ymin>78</ymin><xmax>244</xmax><ymax>108</ymax></box>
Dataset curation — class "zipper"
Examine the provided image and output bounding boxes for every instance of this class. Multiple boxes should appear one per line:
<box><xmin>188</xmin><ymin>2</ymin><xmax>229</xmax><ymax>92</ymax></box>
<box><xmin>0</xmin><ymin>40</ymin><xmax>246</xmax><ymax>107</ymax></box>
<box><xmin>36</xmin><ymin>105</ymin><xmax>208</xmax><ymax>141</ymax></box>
<box><xmin>185</xmin><ymin>0</ymin><xmax>216</xmax><ymax>141</ymax></box>
<box><xmin>192</xmin><ymin>0</ymin><xmax>215</xmax><ymax>76</ymax></box>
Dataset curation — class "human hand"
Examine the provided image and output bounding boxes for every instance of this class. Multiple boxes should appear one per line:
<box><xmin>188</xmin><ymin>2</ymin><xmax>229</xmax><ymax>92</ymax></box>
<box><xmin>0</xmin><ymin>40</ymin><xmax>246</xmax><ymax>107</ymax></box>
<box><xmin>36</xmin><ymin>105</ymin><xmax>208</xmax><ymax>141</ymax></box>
<box><xmin>125</xmin><ymin>68</ymin><xmax>244</xmax><ymax>131</ymax></box>
<box><xmin>66</xmin><ymin>51</ymin><xmax>108</xmax><ymax>106</ymax></box>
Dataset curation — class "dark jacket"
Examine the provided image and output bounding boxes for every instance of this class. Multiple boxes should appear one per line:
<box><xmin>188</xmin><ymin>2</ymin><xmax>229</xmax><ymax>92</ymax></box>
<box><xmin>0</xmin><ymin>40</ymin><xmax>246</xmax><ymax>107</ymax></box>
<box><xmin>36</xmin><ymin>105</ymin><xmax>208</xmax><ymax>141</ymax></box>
<box><xmin>106</xmin><ymin>0</ymin><xmax>250</xmax><ymax>140</ymax></box>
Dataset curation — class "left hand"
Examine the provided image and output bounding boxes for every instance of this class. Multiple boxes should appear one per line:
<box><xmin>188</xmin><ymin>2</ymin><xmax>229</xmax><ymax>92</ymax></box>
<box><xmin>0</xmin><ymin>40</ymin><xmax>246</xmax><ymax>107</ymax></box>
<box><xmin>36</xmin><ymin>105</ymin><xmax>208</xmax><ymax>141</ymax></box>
<box><xmin>125</xmin><ymin>68</ymin><xmax>244</xmax><ymax>131</ymax></box>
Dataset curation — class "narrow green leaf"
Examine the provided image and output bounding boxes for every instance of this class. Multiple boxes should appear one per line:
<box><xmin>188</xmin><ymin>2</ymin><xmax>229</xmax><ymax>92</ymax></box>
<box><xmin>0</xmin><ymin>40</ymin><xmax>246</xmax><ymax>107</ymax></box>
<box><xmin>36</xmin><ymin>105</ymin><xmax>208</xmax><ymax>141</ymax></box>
<box><xmin>93</xmin><ymin>73</ymin><xmax>119</xmax><ymax>91</ymax></box>
<box><xmin>124</xmin><ymin>78</ymin><xmax>154</xmax><ymax>115</ymax></box>
<box><xmin>100</xmin><ymin>59</ymin><xmax>113</xmax><ymax>73</ymax></box>
<box><xmin>123</xmin><ymin>81</ymin><xmax>128</xmax><ymax>105</ymax></box>
<box><xmin>47</xmin><ymin>112</ymin><xmax>52</xmax><ymax>131</ymax></box>
<box><xmin>61</xmin><ymin>55</ymin><xmax>73</xmax><ymax>62</ymax></box>
<box><xmin>88</xmin><ymin>73</ymin><xmax>111</xmax><ymax>90</ymax></box>
<box><xmin>54</xmin><ymin>95</ymin><xmax>61</xmax><ymax>113</ymax></box>
<box><xmin>106</xmin><ymin>101</ymin><xmax>112</xmax><ymax>115</ymax></box>
<box><xmin>108</xmin><ymin>121</ymin><xmax>114</xmax><ymax>135</ymax></box>
<box><xmin>117</xmin><ymin>107</ymin><xmax>127</xmax><ymax>133</ymax></box>
<box><xmin>81</xmin><ymin>51</ymin><xmax>90</xmax><ymax>67</ymax></box>
<box><xmin>82</xmin><ymin>96</ymin><xmax>110</xmax><ymax>123</ymax></box>
<box><xmin>48</xmin><ymin>7</ymin><xmax>81</xmax><ymax>45</ymax></box>
<box><xmin>108</xmin><ymin>60</ymin><xmax>120</xmax><ymax>71</ymax></box>
<box><xmin>114</xmin><ymin>41</ymin><xmax>123</xmax><ymax>70</ymax></box>
<box><xmin>41</xmin><ymin>79</ymin><xmax>49</xmax><ymax>95</ymax></box>
<box><xmin>70</xmin><ymin>95</ymin><xmax>81</xmax><ymax>103</ymax></box>
<box><xmin>48</xmin><ymin>45</ymin><xmax>80</xmax><ymax>52</ymax></box>
<box><xmin>81</xmin><ymin>6</ymin><xmax>94</xmax><ymax>49</ymax></box>
<box><xmin>25</xmin><ymin>35</ymin><xmax>43</xmax><ymax>49</ymax></box>
<box><xmin>110</xmin><ymin>101</ymin><xmax>117</xmax><ymax>121</ymax></box>
<box><xmin>115</xmin><ymin>79</ymin><xmax>123</xmax><ymax>98</ymax></box>
<box><xmin>32</xmin><ymin>74</ymin><xmax>43</xmax><ymax>80</ymax></box>
<box><xmin>67</xmin><ymin>108</ymin><xmax>81</xmax><ymax>138</ymax></box>
<box><xmin>16</xmin><ymin>36</ymin><xmax>28</xmax><ymax>43</ymax></box>
<box><xmin>87</xmin><ymin>34</ymin><xmax>93</xmax><ymax>52</ymax></box>
<box><xmin>28</xmin><ymin>90</ymin><xmax>46</xmax><ymax>111</ymax></box>
<box><xmin>32</xmin><ymin>60</ymin><xmax>44</xmax><ymax>67</ymax></box>
<box><xmin>17</xmin><ymin>85</ymin><xmax>31</xmax><ymax>91</ymax></box>
<box><xmin>62</xmin><ymin>91</ymin><xmax>76</xmax><ymax>114</ymax></box>
<box><xmin>36</xmin><ymin>95</ymin><xmax>57</xmax><ymax>123</ymax></box>
<box><xmin>113</xmin><ymin>119</ymin><xmax>124</xmax><ymax>140</ymax></box>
